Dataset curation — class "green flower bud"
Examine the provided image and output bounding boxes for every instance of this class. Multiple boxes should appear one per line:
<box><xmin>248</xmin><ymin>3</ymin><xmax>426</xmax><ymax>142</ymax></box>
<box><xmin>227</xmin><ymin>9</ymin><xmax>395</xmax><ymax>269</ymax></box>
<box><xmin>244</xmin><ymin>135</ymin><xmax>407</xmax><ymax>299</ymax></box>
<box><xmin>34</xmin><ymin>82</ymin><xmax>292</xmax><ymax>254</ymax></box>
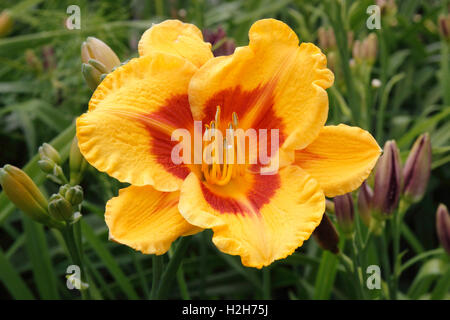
<box><xmin>403</xmin><ymin>133</ymin><xmax>431</xmax><ymax>203</ymax></box>
<box><xmin>88</xmin><ymin>58</ymin><xmax>109</xmax><ymax>74</ymax></box>
<box><xmin>46</xmin><ymin>165</ymin><xmax>67</xmax><ymax>185</ymax></box>
<box><xmin>334</xmin><ymin>193</ymin><xmax>355</xmax><ymax>238</ymax></box>
<box><xmin>369</xmin><ymin>218</ymin><xmax>385</xmax><ymax>236</ymax></box>
<box><xmin>326</xmin><ymin>51</ymin><xmax>337</xmax><ymax>74</ymax></box>
<box><xmin>25</xmin><ymin>49</ymin><xmax>43</xmax><ymax>72</ymax></box>
<box><xmin>69</xmin><ymin>136</ymin><xmax>88</xmax><ymax>185</ymax></box>
<box><xmin>81</xmin><ymin>37</ymin><xmax>120</xmax><ymax>73</ymax></box>
<box><xmin>38</xmin><ymin>143</ymin><xmax>61</xmax><ymax>165</ymax></box>
<box><xmin>48</xmin><ymin>194</ymin><xmax>73</xmax><ymax>222</ymax></box>
<box><xmin>0</xmin><ymin>10</ymin><xmax>13</xmax><ymax>38</ymax></box>
<box><xmin>325</xmin><ymin>199</ymin><xmax>335</xmax><ymax>214</ymax></box>
<box><xmin>59</xmin><ymin>184</ymin><xmax>71</xmax><ymax>197</ymax></box>
<box><xmin>38</xmin><ymin>159</ymin><xmax>55</xmax><ymax>174</ymax></box>
<box><xmin>81</xmin><ymin>63</ymin><xmax>101</xmax><ymax>91</ymax></box>
<box><xmin>62</xmin><ymin>185</ymin><xmax>83</xmax><ymax>207</ymax></box>
<box><xmin>0</xmin><ymin>165</ymin><xmax>63</xmax><ymax>229</ymax></box>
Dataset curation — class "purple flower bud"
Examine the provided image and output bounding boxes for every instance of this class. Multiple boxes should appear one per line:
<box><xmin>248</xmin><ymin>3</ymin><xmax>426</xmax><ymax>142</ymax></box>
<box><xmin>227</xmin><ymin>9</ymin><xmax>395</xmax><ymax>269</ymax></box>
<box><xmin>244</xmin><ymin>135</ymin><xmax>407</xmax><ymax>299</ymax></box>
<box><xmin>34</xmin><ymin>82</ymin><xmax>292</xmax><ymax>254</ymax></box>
<box><xmin>438</xmin><ymin>15</ymin><xmax>450</xmax><ymax>41</ymax></box>
<box><xmin>403</xmin><ymin>133</ymin><xmax>432</xmax><ymax>203</ymax></box>
<box><xmin>334</xmin><ymin>193</ymin><xmax>354</xmax><ymax>237</ymax></box>
<box><xmin>202</xmin><ymin>26</ymin><xmax>236</xmax><ymax>56</ymax></box>
<box><xmin>373</xmin><ymin>140</ymin><xmax>402</xmax><ymax>219</ymax></box>
<box><xmin>357</xmin><ymin>181</ymin><xmax>373</xmax><ymax>227</ymax></box>
<box><xmin>436</xmin><ymin>204</ymin><xmax>450</xmax><ymax>255</ymax></box>
<box><xmin>313</xmin><ymin>213</ymin><xmax>339</xmax><ymax>254</ymax></box>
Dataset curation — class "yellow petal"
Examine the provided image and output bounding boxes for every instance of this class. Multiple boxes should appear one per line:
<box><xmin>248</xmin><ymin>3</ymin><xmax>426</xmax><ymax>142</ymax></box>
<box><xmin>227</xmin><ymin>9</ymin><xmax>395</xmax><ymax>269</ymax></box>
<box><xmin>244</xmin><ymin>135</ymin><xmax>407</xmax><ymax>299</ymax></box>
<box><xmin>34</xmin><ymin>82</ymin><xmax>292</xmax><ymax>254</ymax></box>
<box><xmin>295</xmin><ymin>124</ymin><xmax>382</xmax><ymax>197</ymax></box>
<box><xmin>106</xmin><ymin>185</ymin><xmax>201</xmax><ymax>255</ymax></box>
<box><xmin>178</xmin><ymin>165</ymin><xmax>325</xmax><ymax>268</ymax></box>
<box><xmin>189</xmin><ymin>19</ymin><xmax>334</xmax><ymax>151</ymax></box>
<box><xmin>77</xmin><ymin>53</ymin><xmax>197</xmax><ymax>191</ymax></box>
<box><xmin>138</xmin><ymin>19</ymin><xmax>213</xmax><ymax>68</ymax></box>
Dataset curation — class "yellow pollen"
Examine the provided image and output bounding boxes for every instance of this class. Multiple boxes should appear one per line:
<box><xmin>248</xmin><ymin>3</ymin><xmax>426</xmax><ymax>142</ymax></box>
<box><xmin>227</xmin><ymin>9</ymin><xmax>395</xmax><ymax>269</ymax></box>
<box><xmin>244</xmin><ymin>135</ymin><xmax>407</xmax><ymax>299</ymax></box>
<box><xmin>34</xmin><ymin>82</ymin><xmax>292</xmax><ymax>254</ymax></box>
<box><xmin>202</xmin><ymin>106</ymin><xmax>245</xmax><ymax>185</ymax></box>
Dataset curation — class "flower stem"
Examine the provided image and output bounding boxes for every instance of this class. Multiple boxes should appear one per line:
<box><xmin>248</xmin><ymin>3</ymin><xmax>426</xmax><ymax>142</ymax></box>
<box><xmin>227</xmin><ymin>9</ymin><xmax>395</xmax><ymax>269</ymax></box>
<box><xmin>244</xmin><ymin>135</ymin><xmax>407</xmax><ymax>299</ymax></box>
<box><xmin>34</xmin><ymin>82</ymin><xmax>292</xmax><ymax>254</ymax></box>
<box><xmin>150</xmin><ymin>255</ymin><xmax>164</xmax><ymax>300</ymax></box>
<box><xmin>376</xmin><ymin>233</ymin><xmax>392</xmax><ymax>299</ymax></box>
<box><xmin>176</xmin><ymin>264</ymin><xmax>190</xmax><ymax>300</ymax></box>
<box><xmin>441</xmin><ymin>39</ymin><xmax>450</xmax><ymax>106</ymax></box>
<box><xmin>391</xmin><ymin>199</ymin><xmax>409</xmax><ymax>300</ymax></box>
<box><xmin>168</xmin><ymin>246</ymin><xmax>190</xmax><ymax>300</ymax></box>
<box><xmin>262</xmin><ymin>267</ymin><xmax>271</xmax><ymax>299</ymax></box>
<box><xmin>156</xmin><ymin>237</ymin><xmax>191</xmax><ymax>299</ymax></box>
<box><xmin>60</xmin><ymin>223</ymin><xmax>90</xmax><ymax>300</ymax></box>
<box><xmin>349</xmin><ymin>237</ymin><xmax>365</xmax><ymax>299</ymax></box>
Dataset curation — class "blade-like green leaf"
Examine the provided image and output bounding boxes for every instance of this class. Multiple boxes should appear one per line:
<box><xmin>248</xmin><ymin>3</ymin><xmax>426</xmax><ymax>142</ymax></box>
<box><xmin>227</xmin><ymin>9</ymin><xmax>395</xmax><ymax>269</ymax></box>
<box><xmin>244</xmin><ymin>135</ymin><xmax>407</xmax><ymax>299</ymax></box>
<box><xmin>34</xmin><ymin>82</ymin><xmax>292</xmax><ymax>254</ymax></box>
<box><xmin>22</xmin><ymin>216</ymin><xmax>59</xmax><ymax>299</ymax></box>
<box><xmin>80</xmin><ymin>220</ymin><xmax>139</xmax><ymax>299</ymax></box>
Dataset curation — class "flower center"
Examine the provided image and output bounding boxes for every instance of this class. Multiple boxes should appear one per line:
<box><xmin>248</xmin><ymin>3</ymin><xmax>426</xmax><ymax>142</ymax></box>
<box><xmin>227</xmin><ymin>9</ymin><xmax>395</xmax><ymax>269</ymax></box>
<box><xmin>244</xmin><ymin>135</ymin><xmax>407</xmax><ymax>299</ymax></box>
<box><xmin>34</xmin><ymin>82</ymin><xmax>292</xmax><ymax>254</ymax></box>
<box><xmin>201</xmin><ymin>106</ymin><xmax>246</xmax><ymax>186</ymax></box>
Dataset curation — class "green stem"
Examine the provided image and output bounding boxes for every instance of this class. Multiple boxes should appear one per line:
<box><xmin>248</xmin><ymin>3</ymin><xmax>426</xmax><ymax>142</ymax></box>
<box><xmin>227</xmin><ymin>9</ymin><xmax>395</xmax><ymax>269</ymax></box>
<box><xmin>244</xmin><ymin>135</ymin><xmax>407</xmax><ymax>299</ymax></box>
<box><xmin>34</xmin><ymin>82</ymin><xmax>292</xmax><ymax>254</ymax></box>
<box><xmin>391</xmin><ymin>200</ymin><xmax>409</xmax><ymax>300</ymax></box>
<box><xmin>376</xmin><ymin>26</ymin><xmax>389</xmax><ymax>142</ymax></box>
<box><xmin>376</xmin><ymin>233</ymin><xmax>392</xmax><ymax>299</ymax></box>
<box><xmin>349</xmin><ymin>237</ymin><xmax>365</xmax><ymax>299</ymax></box>
<box><xmin>401</xmin><ymin>224</ymin><xmax>424</xmax><ymax>254</ymax></box>
<box><xmin>327</xmin><ymin>0</ymin><xmax>359</xmax><ymax>125</ymax></box>
<box><xmin>441</xmin><ymin>40</ymin><xmax>450</xmax><ymax>106</ymax></box>
<box><xmin>339</xmin><ymin>252</ymin><xmax>360</xmax><ymax>296</ymax></box>
<box><xmin>362</xmin><ymin>230</ymin><xmax>372</xmax><ymax>252</ymax></box>
<box><xmin>156</xmin><ymin>237</ymin><xmax>191</xmax><ymax>299</ymax></box>
<box><xmin>168</xmin><ymin>246</ymin><xmax>190</xmax><ymax>300</ymax></box>
<box><xmin>155</xmin><ymin>0</ymin><xmax>164</xmax><ymax>16</ymax></box>
<box><xmin>150</xmin><ymin>255</ymin><xmax>164</xmax><ymax>300</ymax></box>
<box><xmin>176</xmin><ymin>265</ymin><xmax>190</xmax><ymax>300</ymax></box>
<box><xmin>262</xmin><ymin>267</ymin><xmax>271</xmax><ymax>299</ymax></box>
<box><xmin>61</xmin><ymin>223</ymin><xmax>89</xmax><ymax>300</ymax></box>
<box><xmin>430</xmin><ymin>263</ymin><xmax>450</xmax><ymax>300</ymax></box>
<box><xmin>399</xmin><ymin>248</ymin><xmax>444</xmax><ymax>275</ymax></box>
<box><xmin>391</xmin><ymin>214</ymin><xmax>400</xmax><ymax>300</ymax></box>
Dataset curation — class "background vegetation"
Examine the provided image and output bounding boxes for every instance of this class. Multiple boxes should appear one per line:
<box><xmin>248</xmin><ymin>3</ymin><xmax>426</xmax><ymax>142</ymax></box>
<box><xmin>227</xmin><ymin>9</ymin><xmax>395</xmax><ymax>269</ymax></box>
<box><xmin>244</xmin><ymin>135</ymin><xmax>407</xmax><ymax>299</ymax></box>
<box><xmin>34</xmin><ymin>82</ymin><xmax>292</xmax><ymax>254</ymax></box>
<box><xmin>0</xmin><ymin>0</ymin><xmax>449</xmax><ymax>300</ymax></box>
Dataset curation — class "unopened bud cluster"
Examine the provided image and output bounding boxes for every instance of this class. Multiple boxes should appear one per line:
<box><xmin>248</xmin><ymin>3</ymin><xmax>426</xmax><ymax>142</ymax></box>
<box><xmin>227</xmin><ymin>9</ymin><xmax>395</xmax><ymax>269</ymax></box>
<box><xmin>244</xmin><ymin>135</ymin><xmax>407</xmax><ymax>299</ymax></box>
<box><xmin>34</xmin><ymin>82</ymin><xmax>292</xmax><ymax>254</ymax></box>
<box><xmin>38</xmin><ymin>143</ymin><xmax>67</xmax><ymax>185</ymax></box>
<box><xmin>1</xmin><ymin>138</ymin><xmax>89</xmax><ymax>229</ymax></box>
<box><xmin>328</xmin><ymin>133</ymin><xmax>432</xmax><ymax>237</ymax></box>
<box><xmin>355</xmin><ymin>134</ymin><xmax>431</xmax><ymax>235</ymax></box>
<box><xmin>81</xmin><ymin>37</ymin><xmax>121</xmax><ymax>90</ymax></box>
<box><xmin>0</xmin><ymin>165</ymin><xmax>64</xmax><ymax>229</ymax></box>
<box><xmin>48</xmin><ymin>184</ymin><xmax>83</xmax><ymax>223</ymax></box>
<box><xmin>352</xmin><ymin>33</ymin><xmax>377</xmax><ymax>64</ymax></box>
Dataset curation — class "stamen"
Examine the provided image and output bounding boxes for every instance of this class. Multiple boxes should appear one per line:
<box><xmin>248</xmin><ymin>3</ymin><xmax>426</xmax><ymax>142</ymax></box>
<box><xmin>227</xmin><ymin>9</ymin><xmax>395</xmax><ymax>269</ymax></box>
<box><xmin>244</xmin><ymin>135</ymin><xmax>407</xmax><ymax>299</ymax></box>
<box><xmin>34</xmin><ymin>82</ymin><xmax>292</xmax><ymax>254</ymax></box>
<box><xmin>201</xmin><ymin>107</ymin><xmax>246</xmax><ymax>185</ymax></box>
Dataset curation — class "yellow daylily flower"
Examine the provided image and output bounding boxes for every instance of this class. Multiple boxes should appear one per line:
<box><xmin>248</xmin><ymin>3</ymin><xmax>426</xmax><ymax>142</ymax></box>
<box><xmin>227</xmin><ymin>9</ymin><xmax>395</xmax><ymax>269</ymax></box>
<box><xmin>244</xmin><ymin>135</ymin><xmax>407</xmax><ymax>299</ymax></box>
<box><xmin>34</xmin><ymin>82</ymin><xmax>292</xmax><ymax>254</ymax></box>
<box><xmin>76</xmin><ymin>19</ymin><xmax>381</xmax><ymax>268</ymax></box>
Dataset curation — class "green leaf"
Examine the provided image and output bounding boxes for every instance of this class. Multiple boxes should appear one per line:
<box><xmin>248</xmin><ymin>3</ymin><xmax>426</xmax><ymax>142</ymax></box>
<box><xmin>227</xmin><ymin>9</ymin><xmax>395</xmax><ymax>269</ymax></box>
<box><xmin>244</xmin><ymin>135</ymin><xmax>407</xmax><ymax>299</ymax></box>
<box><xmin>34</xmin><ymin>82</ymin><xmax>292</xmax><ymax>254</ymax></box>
<box><xmin>0</xmin><ymin>247</ymin><xmax>34</xmax><ymax>299</ymax></box>
<box><xmin>430</xmin><ymin>264</ymin><xmax>450</xmax><ymax>300</ymax></box>
<box><xmin>22</xmin><ymin>216</ymin><xmax>59</xmax><ymax>299</ymax></box>
<box><xmin>80</xmin><ymin>220</ymin><xmax>139</xmax><ymax>299</ymax></box>
<box><xmin>313</xmin><ymin>250</ymin><xmax>339</xmax><ymax>299</ymax></box>
<box><xmin>397</xmin><ymin>107</ymin><xmax>450</xmax><ymax>149</ymax></box>
<box><xmin>407</xmin><ymin>258</ymin><xmax>446</xmax><ymax>299</ymax></box>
